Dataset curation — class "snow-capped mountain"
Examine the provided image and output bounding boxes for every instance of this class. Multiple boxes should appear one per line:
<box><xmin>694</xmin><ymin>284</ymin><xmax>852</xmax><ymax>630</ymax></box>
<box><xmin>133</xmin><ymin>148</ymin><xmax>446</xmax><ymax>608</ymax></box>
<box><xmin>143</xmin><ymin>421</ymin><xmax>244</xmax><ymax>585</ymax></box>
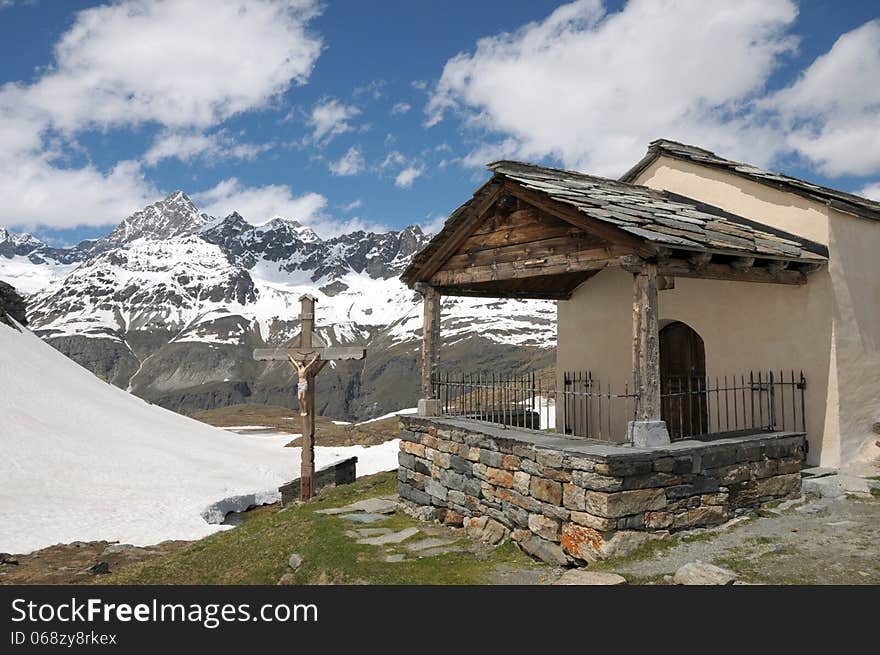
<box><xmin>0</xmin><ymin>192</ymin><xmax>555</xmax><ymax>419</ymax></box>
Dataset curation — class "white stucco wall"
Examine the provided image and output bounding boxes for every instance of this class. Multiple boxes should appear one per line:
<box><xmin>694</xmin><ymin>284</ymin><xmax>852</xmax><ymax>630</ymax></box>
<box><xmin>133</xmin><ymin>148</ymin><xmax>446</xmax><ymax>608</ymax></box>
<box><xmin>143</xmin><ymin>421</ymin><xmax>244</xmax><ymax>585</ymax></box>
<box><xmin>581</xmin><ymin>155</ymin><xmax>880</xmax><ymax>471</ymax></box>
<box><xmin>557</xmin><ymin>268</ymin><xmax>834</xmax><ymax>465</ymax></box>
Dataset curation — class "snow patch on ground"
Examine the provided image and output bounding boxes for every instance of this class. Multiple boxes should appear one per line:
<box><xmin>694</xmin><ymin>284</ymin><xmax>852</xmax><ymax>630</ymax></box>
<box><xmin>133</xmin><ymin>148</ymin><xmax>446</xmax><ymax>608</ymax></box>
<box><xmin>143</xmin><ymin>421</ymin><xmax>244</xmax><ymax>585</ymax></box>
<box><xmin>0</xmin><ymin>321</ymin><xmax>399</xmax><ymax>553</ymax></box>
<box><xmin>357</xmin><ymin>407</ymin><xmax>418</xmax><ymax>424</ymax></box>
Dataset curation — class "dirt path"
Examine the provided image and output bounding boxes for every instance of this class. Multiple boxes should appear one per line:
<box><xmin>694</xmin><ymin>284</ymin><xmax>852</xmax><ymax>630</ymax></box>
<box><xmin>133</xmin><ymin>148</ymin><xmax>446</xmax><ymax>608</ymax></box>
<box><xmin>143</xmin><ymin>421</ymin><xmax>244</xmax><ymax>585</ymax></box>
<box><xmin>602</xmin><ymin>495</ymin><xmax>880</xmax><ymax>584</ymax></box>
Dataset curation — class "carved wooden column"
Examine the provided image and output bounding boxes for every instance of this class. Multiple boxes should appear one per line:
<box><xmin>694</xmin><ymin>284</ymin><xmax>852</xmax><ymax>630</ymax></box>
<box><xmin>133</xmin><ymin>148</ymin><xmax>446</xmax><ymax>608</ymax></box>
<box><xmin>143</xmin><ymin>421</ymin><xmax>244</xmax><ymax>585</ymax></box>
<box><xmin>628</xmin><ymin>260</ymin><xmax>669</xmax><ymax>446</ymax></box>
<box><xmin>415</xmin><ymin>283</ymin><xmax>441</xmax><ymax>416</ymax></box>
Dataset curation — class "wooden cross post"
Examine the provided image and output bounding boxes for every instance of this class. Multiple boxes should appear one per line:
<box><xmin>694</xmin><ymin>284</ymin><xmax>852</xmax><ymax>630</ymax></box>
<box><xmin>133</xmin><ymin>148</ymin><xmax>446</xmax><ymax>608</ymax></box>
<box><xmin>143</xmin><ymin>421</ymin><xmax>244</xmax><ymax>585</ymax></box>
<box><xmin>253</xmin><ymin>294</ymin><xmax>366</xmax><ymax>500</ymax></box>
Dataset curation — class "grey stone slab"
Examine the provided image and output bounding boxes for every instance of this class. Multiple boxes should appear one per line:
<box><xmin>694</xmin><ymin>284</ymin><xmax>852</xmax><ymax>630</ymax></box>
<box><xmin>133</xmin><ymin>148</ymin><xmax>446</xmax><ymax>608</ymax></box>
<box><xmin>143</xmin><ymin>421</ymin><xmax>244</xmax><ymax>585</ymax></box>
<box><xmin>357</xmin><ymin>527</ymin><xmax>421</xmax><ymax>546</ymax></box>
<box><xmin>340</xmin><ymin>513</ymin><xmax>388</xmax><ymax>524</ymax></box>
<box><xmin>404</xmin><ymin>537</ymin><xmax>459</xmax><ymax>552</ymax></box>
<box><xmin>416</xmin><ymin>545</ymin><xmax>465</xmax><ymax>557</ymax></box>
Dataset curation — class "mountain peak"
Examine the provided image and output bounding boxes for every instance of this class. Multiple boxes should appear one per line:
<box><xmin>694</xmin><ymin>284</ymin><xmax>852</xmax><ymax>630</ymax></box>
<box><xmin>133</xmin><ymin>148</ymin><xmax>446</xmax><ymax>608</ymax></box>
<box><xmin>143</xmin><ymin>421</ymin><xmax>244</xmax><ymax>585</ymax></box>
<box><xmin>104</xmin><ymin>191</ymin><xmax>210</xmax><ymax>246</ymax></box>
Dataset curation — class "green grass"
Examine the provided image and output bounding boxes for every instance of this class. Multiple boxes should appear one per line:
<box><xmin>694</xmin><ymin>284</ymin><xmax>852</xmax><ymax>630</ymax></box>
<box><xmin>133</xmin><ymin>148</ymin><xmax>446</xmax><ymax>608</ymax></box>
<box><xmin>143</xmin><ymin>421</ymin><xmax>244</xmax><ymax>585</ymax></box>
<box><xmin>101</xmin><ymin>471</ymin><xmax>549</xmax><ymax>585</ymax></box>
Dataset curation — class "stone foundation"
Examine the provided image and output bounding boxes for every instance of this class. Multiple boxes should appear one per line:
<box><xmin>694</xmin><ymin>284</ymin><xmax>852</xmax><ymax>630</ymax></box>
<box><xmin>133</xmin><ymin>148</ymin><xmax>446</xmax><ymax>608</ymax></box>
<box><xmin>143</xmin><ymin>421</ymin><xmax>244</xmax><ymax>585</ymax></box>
<box><xmin>398</xmin><ymin>417</ymin><xmax>805</xmax><ymax>565</ymax></box>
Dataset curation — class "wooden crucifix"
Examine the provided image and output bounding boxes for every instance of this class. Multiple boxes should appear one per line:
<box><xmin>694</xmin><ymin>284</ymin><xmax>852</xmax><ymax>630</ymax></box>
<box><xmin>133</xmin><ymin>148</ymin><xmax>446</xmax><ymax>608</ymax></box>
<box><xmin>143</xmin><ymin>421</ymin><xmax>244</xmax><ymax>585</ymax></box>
<box><xmin>253</xmin><ymin>294</ymin><xmax>366</xmax><ymax>500</ymax></box>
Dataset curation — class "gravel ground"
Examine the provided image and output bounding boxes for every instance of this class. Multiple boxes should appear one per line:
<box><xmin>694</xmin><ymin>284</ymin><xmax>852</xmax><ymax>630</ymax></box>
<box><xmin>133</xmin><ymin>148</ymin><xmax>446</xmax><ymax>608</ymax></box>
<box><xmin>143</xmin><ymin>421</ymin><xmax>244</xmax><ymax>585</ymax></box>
<box><xmin>604</xmin><ymin>494</ymin><xmax>880</xmax><ymax>584</ymax></box>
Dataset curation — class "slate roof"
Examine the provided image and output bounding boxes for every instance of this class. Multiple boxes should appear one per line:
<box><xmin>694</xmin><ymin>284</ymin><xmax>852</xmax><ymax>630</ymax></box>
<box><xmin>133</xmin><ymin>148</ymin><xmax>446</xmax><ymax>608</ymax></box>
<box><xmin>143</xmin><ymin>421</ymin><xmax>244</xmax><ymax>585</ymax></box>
<box><xmin>621</xmin><ymin>139</ymin><xmax>880</xmax><ymax>222</ymax></box>
<box><xmin>488</xmin><ymin>160</ymin><xmax>827</xmax><ymax>260</ymax></box>
<box><xmin>402</xmin><ymin>161</ymin><xmax>827</xmax><ymax>285</ymax></box>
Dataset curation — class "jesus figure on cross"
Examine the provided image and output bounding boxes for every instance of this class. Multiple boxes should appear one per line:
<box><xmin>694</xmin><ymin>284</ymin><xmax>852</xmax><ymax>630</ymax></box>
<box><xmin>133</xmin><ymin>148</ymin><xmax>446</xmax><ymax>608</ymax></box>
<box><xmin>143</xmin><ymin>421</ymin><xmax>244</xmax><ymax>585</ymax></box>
<box><xmin>289</xmin><ymin>353</ymin><xmax>321</xmax><ymax>416</ymax></box>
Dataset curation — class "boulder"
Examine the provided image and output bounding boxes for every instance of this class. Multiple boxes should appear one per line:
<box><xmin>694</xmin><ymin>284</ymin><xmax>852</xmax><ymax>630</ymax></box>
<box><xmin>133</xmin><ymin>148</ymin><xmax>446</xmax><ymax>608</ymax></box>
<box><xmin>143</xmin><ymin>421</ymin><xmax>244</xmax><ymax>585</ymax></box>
<box><xmin>673</xmin><ymin>561</ymin><xmax>737</xmax><ymax>585</ymax></box>
<box><xmin>288</xmin><ymin>553</ymin><xmax>303</xmax><ymax>571</ymax></box>
<box><xmin>553</xmin><ymin>570</ymin><xmax>627</xmax><ymax>585</ymax></box>
<box><xmin>87</xmin><ymin>561</ymin><xmax>110</xmax><ymax>575</ymax></box>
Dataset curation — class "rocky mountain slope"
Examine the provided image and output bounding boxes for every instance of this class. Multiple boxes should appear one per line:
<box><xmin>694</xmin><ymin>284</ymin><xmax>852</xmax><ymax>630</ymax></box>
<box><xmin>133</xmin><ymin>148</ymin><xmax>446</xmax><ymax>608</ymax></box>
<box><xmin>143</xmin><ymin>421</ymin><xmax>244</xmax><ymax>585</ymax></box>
<box><xmin>0</xmin><ymin>192</ymin><xmax>555</xmax><ymax>420</ymax></box>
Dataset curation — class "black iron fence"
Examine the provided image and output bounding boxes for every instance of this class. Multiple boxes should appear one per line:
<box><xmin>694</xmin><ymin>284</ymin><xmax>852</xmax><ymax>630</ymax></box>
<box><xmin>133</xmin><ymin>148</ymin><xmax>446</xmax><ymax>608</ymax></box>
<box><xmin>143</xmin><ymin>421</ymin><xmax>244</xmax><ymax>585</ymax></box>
<box><xmin>431</xmin><ymin>369</ymin><xmax>807</xmax><ymax>443</ymax></box>
<box><xmin>660</xmin><ymin>370</ymin><xmax>807</xmax><ymax>441</ymax></box>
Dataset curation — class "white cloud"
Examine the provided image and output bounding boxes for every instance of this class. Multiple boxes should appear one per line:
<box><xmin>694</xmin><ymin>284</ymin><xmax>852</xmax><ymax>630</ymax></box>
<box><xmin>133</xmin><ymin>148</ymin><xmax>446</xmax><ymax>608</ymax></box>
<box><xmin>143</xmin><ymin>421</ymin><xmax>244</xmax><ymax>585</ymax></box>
<box><xmin>192</xmin><ymin>178</ymin><xmax>386</xmax><ymax>237</ymax></box>
<box><xmin>307</xmin><ymin>99</ymin><xmax>360</xmax><ymax>144</ymax></box>
<box><xmin>341</xmin><ymin>199</ymin><xmax>363</xmax><ymax>212</ymax></box>
<box><xmin>0</xmin><ymin>158</ymin><xmax>157</xmax><ymax>229</ymax></box>
<box><xmin>328</xmin><ymin>146</ymin><xmax>365</xmax><ymax>176</ymax></box>
<box><xmin>425</xmin><ymin>0</ymin><xmax>798</xmax><ymax>176</ymax></box>
<box><xmin>859</xmin><ymin>182</ymin><xmax>880</xmax><ymax>202</ymax></box>
<box><xmin>0</xmin><ymin>0</ymin><xmax>323</xmax><ymax>228</ymax></box>
<box><xmin>395</xmin><ymin>166</ymin><xmax>424</xmax><ymax>188</ymax></box>
<box><xmin>193</xmin><ymin>178</ymin><xmax>327</xmax><ymax>223</ymax></box>
<box><xmin>391</xmin><ymin>102</ymin><xmax>412</xmax><ymax>115</ymax></box>
<box><xmin>143</xmin><ymin>130</ymin><xmax>271</xmax><ymax>166</ymax></box>
<box><xmin>765</xmin><ymin>20</ymin><xmax>880</xmax><ymax>176</ymax></box>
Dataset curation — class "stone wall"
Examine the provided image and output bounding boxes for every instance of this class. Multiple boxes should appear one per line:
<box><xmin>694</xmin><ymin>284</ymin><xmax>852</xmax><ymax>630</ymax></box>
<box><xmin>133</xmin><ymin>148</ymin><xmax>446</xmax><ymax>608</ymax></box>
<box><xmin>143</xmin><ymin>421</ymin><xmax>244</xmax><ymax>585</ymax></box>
<box><xmin>280</xmin><ymin>456</ymin><xmax>357</xmax><ymax>506</ymax></box>
<box><xmin>398</xmin><ymin>416</ymin><xmax>805</xmax><ymax>565</ymax></box>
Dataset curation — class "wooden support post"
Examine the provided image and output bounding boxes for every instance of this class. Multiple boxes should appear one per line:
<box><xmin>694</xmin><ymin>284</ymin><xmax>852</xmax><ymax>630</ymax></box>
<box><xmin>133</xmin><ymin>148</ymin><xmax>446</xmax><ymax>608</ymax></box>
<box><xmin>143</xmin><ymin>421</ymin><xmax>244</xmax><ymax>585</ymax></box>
<box><xmin>416</xmin><ymin>283</ymin><xmax>441</xmax><ymax>416</ymax></box>
<box><xmin>629</xmin><ymin>260</ymin><xmax>670</xmax><ymax>446</ymax></box>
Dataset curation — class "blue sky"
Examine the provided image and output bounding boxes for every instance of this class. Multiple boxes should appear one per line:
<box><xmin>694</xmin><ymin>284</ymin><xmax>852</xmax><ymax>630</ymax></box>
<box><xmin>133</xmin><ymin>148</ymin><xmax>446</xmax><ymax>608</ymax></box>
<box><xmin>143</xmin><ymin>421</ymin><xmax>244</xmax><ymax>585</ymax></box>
<box><xmin>0</xmin><ymin>0</ymin><xmax>878</xmax><ymax>246</ymax></box>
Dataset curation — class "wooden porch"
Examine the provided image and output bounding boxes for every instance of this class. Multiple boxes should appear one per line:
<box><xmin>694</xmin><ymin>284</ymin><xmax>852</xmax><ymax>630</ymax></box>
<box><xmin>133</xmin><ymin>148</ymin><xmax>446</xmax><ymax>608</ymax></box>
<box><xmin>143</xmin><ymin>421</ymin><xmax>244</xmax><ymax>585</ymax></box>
<box><xmin>400</xmin><ymin>160</ymin><xmax>828</xmax><ymax>446</ymax></box>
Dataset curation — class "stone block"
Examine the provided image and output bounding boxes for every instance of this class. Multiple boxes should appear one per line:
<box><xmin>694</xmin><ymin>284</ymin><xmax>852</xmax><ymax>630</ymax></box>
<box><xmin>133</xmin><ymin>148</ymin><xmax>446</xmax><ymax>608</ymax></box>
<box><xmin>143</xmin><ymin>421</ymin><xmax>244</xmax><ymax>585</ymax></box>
<box><xmin>653</xmin><ymin>457</ymin><xmax>675</xmax><ymax>473</ymax></box>
<box><xmin>424</xmin><ymin>478</ymin><xmax>447</xmax><ymax>501</ymax></box>
<box><xmin>755</xmin><ymin>473</ymin><xmax>801</xmax><ymax>498</ymax></box>
<box><xmin>436</xmin><ymin>439</ymin><xmax>458</xmax><ymax>454</ymax></box>
<box><xmin>398</xmin><ymin>451</ymin><xmax>416</xmax><ymax>470</ymax></box>
<box><xmin>553</xmin><ymin>570</ymin><xmax>627</xmax><ymax>586</ymax></box>
<box><xmin>503</xmin><ymin>503</ymin><xmax>530</xmax><ymax>528</ymax></box>
<box><xmin>570</xmin><ymin>511</ymin><xmax>617</xmax><ymax>531</ymax></box>
<box><xmin>486</xmin><ymin>467</ymin><xmax>515</xmax><ymax>488</ymax></box>
<box><xmin>528</xmin><ymin>513</ymin><xmax>562</xmax><ymax>541</ymax></box>
<box><xmin>750</xmin><ymin>459</ymin><xmax>777</xmax><ymax>479</ymax></box>
<box><xmin>449</xmin><ymin>454</ymin><xmax>473</xmax><ymax>475</ymax></box>
<box><xmin>400</xmin><ymin>441</ymin><xmax>426</xmax><ymax>458</ymax></box>
<box><xmin>398</xmin><ymin>482</ymin><xmax>431</xmax><ymax>506</ymax></box>
<box><xmin>645</xmin><ymin>511</ymin><xmax>673</xmax><ymax>529</ymax></box>
<box><xmin>417</xmin><ymin>398</ymin><xmax>441</xmax><ymax>416</ymax></box>
<box><xmin>464</xmin><ymin>447</ymin><xmax>481</xmax><ymax>462</ymax></box>
<box><xmin>433</xmin><ymin>451</ymin><xmax>451</xmax><ymax>469</ymax></box>
<box><xmin>513</xmin><ymin>471</ymin><xmax>531</xmax><ymax>495</ymax></box>
<box><xmin>627</xmin><ymin>420</ymin><xmax>670</xmax><ymax>447</ymax></box>
<box><xmin>563</xmin><ymin>483</ymin><xmax>586</xmax><ymax>511</ymax></box>
<box><xmin>472</xmin><ymin>463</ymin><xmax>488</xmax><ymax>480</ymax></box>
<box><xmin>617</xmin><ymin>514</ymin><xmax>645</xmax><ymax>530</ymax></box>
<box><xmin>672</xmin><ymin>505</ymin><xmax>726</xmax><ymax>529</ymax></box>
<box><xmin>560</xmin><ymin>523</ymin><xmax>602</xmax><ymax>562</ymax></box>
<box><xmin>399</xmin><ymin>429</ymin><xmax>421</xmax><ymax>443</ymax></box>
<box><xmin>535</xmin><ymin>449</ymin><xmax>563</xmax><ymax>468</ymax></box>
<box><xmin>621</xmin><ymin>472</ymin><xmax>685</xmax><ymax>490</ymax></box>
<box><xmin>541</xmin><ymin>503</ymin><xmax>570</xmax><ymax>522</ymax></box>
<box><xmin>530</xmin><ymin>477</ymin><xmax>563</xmax><ymax>505</ymax></box>
<box><xmin>584</xmin><ymin>487</ymin><xmax>666</xmax><ymax>518</ymax></box>
<box><xmin>480</xmin><ymin>450</ymin><xmax>504</xmax><ymax>468</ymax></box>
<box><xmin>502</xmin><ymin>454</ymin><xmax>522</xmax><ymax>470</ymax></box>
<box><xmin>776</xmin><ymin>457</ymin><xmax>803</xmax><ymax>474</ymax></box>
<box><xmin>572</xmin><ymin>470</ymin><xmax>624</xmax><ymax>492</ymax></box>
<box><xmin>594</xmin><ymin>459</ymin><xmax>654</xmax><ymax>477</ymax></box>
<box><xmin>562</xmin><ymin>455</ymin><xmax>597</xmax><ymax>471</ymax></box>
<box><xmin>412</xmin><ymin>458</ymin><xmax>431</xmax><ymax>476</ymax></box>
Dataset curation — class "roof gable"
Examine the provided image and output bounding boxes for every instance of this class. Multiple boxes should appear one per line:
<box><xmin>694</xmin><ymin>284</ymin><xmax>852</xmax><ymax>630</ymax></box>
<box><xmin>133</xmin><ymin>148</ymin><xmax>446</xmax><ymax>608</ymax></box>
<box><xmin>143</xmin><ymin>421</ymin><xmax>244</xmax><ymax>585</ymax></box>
<box><xmin>621</xmin><ymin>139</ymin><xmax>880</xmax><ymax>222</ymax></box>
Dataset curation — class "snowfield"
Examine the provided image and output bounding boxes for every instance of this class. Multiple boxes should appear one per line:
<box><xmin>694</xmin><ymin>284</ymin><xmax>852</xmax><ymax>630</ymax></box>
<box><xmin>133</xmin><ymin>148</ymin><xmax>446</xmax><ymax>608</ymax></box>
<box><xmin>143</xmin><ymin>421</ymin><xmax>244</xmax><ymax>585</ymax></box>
<box><xmin>0</xmin><ymin>320</ymin><xmax>400</xmax><ymax>554</ymax></box>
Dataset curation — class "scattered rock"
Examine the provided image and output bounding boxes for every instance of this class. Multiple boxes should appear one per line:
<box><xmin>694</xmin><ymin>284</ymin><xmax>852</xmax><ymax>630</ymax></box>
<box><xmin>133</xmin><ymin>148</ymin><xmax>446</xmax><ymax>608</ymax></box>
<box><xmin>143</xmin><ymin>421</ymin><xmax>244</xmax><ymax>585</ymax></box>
<box><xmin>87</xmin><ymin>561</ymin><xmax>110</xmax><ymax>575</ymax></box>
<box><xmin>0</xmin><ymin>553</ymin><xmax>19</xmax><ymax>566</ymax></box>
<box><xmin>553</xmin><ymin>570</ymin><xmax>627</xmax><ymax>585</ymax></box>
<box><xmin>672</xmin><ymin>561</ymin><xmax>737</xmax><ymax>585</ymax></box>
<box><xmin>100</xmin><ymin>544</ymin><xmax>144</xmax><ymax>557</ymax></box>
<box><xmin>802</xmin><ymin>474</ymin><xmax>876</xmax><ymax>498</ymax></box>
<box><xmin>287</xmin><ymin>553</ymin><xmax>303</xmax><ymax>571</ymax></box>
<box><xmin>347</xmin><ymin>528</ymin><xmax>393</xmax><ymax>538</ymax></box>
<box><xmin>464</xmin><ymin>516</ymin><xmax>508</xmax><ymax>545</ymax></box>
<box><xmin>277</xmin><ymin>573</ymin><xmax>297</xmax><ymax>585</ymax></box>
<box><xmin>384</xmin><ymin>554</ymin><xmax>406</xmax><ymax>563</ymax></box>
<box><xmin>516</xmin><ymin>534</ymin><xmax>568</xmax><ymax>566</ymax></box>
<box><xmin>357</xmin><ymin>527</ymin><xmax>421</xmax><ymax>546</ymax></box>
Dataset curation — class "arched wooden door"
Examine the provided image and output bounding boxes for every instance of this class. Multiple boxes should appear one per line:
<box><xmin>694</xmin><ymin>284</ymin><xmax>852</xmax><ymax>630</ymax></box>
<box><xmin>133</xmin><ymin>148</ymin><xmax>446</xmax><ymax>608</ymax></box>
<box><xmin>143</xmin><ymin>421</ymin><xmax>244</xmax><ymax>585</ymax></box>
<box><xmin>660</xmin><ymin>321</ymin><xmax>708</xmax><ymax>439</ymax></box>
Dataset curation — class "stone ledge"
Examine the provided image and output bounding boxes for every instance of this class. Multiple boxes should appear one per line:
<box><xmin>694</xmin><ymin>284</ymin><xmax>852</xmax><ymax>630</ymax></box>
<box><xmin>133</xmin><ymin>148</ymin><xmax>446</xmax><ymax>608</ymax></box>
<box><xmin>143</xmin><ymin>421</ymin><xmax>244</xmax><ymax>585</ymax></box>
<box><xmin>397</xmin><ymin>416</ymin><xmax>806</xmax><ymax>566</ymax></box>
